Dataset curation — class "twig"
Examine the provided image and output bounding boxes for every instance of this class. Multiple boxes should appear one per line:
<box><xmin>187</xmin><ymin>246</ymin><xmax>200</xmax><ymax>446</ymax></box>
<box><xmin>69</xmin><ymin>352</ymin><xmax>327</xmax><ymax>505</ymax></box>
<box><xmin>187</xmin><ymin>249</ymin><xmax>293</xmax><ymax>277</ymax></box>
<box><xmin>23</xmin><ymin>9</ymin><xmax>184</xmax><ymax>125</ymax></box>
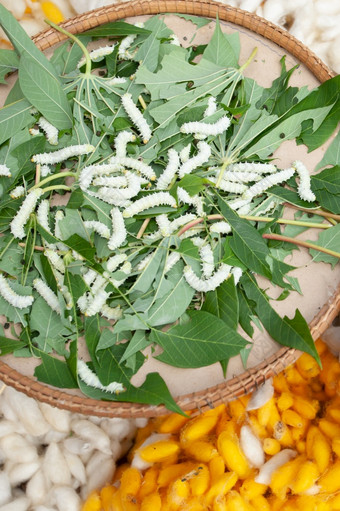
<box><xmin>262</xmin><ymin>233</ymin><xmax>340</xmax><ymax>259</ymax></box>
<box><xmin>35</xmin><ymin>163</ymin><xmax>41</xmax><ymax>185</ymax></box>
<box><xmin>176</xmin><ymin>213</ymin><xmax>330</xmax><ymax>237</ymax></box>
<box><xmin>285</xmin><ymin>203</ymin><xmax>340</xmax><ymax>222</ymax></box>
<box><xmin>137</xmin><ymin>218</ymin><xmax>151</xmax><ymax>239</ymax></box>
<box><xmin>19</xmin><ymin>243</ymin><xmax>45</xmax><ymax>252</ymax></box>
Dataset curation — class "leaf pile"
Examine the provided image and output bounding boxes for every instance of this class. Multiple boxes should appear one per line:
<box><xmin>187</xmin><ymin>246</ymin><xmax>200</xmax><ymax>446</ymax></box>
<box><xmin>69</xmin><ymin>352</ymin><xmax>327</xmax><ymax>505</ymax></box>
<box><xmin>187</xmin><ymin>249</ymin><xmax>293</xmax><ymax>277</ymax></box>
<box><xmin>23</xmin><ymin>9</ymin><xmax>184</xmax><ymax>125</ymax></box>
<box><xmin>0</xmin><ymin>7</ymin><xmax>339</xmax><ymax>411</ymax></box>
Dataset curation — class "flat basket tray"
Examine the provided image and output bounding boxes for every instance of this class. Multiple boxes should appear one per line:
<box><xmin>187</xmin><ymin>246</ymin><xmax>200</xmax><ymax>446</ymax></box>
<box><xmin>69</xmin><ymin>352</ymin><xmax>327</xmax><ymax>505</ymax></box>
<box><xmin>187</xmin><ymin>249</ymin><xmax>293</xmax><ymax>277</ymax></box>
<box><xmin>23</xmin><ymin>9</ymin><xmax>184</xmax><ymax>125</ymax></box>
<box><xmin>0</xmin><ymin>0</ymin><xmax>339</xmax><ymax>417</ymax></box>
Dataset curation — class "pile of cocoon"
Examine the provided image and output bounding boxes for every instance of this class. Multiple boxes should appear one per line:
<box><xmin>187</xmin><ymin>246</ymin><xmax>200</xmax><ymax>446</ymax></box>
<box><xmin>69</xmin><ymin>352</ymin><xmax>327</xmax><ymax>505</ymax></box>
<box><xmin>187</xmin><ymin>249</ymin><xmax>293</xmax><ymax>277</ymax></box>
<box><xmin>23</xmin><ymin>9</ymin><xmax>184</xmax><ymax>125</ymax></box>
<box><xmin>82</xmin><ymin>338</ymin><xmax>340</xmax><ymax>511</ymax></box>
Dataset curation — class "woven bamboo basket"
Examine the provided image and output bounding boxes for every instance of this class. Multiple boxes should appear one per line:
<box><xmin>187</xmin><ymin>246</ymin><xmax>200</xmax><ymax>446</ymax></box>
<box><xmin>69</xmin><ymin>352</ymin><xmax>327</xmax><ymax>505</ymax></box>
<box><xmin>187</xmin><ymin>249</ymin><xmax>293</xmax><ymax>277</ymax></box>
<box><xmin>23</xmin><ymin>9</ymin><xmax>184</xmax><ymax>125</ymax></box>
<box><xmin>0</xmin><ymin>0</ymin><xmax>339</xmax><ymax>417</ymax></box>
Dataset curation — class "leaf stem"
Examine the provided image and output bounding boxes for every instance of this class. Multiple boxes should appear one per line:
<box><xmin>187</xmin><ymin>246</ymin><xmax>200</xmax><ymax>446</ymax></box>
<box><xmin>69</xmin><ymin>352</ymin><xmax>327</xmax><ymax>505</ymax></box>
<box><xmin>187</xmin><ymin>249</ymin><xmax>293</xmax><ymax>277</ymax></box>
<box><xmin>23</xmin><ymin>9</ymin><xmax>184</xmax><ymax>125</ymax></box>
<box><xmin>42</xmin><ymin>185</ymin><xmax>71</xmax><ymax>194</ymax></box>
<box><xmin>241</xmin><ymin>215</ymin><xmax>330</xmax><ymax>230</ymax></box>
<box><xmin>176</xmin><ymin>214</ymin><xmax>330</xmax><ymax>236</ymax></box>
<box><xmin>262</xmin><ymin>233</ymin><xmax>340</xmax><ymax>259</ymax></box>
<box><xmin>138</xmin><ymin>94</ymin><xmax>147</xmax><ymax>110</ymax></box>
<box><xmin>239</xmin><ymin>47</ymin><xmax>258</xmax><ymax>73</ymax></box>
<box><xmin>30</xmin><ymin>171</ymin><xmax>76</xmax><ymax>191</ymax></box>
<box><xmin>284</xmin><ymin>203</ymin><xmax>340</xmax><ymax>222</ymax></box>
<box><xmin>45</xmin><ymin>19</ymin><xmax>92</xmax><ymax>75</ymax></box>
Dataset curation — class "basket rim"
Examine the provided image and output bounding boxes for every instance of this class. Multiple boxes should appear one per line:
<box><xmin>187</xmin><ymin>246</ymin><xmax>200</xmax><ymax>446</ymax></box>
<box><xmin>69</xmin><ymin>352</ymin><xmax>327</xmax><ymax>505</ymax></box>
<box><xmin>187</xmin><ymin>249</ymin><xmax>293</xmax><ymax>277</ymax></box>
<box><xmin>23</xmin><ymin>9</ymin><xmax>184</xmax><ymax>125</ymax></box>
<box><xmin>0</xmin><ymin>0</ymin><xmax>339</xmax><ymax>417</ymax></box>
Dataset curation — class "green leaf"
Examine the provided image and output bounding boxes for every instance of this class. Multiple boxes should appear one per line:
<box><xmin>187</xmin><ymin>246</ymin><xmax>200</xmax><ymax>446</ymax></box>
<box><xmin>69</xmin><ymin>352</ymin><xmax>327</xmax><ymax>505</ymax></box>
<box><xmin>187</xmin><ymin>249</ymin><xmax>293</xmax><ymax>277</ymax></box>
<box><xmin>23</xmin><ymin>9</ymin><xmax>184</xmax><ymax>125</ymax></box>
<box><xmin>0</xmin><ymin>336</ymin><xmax>27</xmax><ymax>355</ymax></box>
<box><xmin>174</xmin><ymin>14</ymin><xmax>211</xmax><ymax>29</ymax></box>
<box><xmin>237</xmin><ymin>288</ymin><xmax>254</xmax><ymax>337</ymax></box>
<box><xmin>0</xmin><ymin>99</ymin><xmax>33</xmax><ymax>146</ymax></box>
<box><xmin>30</xmin><ymin>297</ymin><xmax>70</xmax><ymax>351</ymax></box>
<box><xmin>178</xmin><ymin>174</ymin><xmax>210</xmax><ymax>197</ymax></box>
<box><xmin>241</xmin><ymin>273</ymin><xmax>320</xmax><ymax>362</ymax></box>
<box><xmin>309</xmin><ymin>223</ymin><xmax>340</xmax><ymax>267</ymax></box>
<box><xmin>136</xmin><ymin>48</ymin><xmax>226</xmax><ymax>101</ymax></box>
<box><xmin>34</xmin><ymin>352</ymin><xmax>78</xmax><ymax>388</ymax></box>
<box><xmin>84</xmin><ymin>21</ymin><xmax>150</xmax><ymax>37</ymax></box>
<box><xmin>216</xmin><ymin>195</ymin><xmax>272</xmax><ymax>279</ymax></box>
<box><xmin>202</xmin><ymin>277</ymin><xmax>239</xmax><ymax>330</ymax></box>
<box><xmin>63</xmin><ymin>234</ymin><xmax>96</xmax><ymax>264</ymax></box>
<box><xmin>134</xmin><ymin>16</ymin><xmax>172</xmax><ymax>72</ymax></box>
<box><xmin>148</xmin><ymin>272</ymin><xmax>195</xmax><ymax>327</ymax></box>
<box><xmin>129</xmin><ymin>239</ymin><xmax>168</xmax><ymax>294</ymax></box>
<box><xmin>202</xmin><ymin>20</ymin><xmax>240</xmax><ymax>68</ymax></box>
<box><xmin>0</xmin><ymin>281</ymin><xmax>32</xmax><ymax>327</ymax></box>
<box><xmin>316</xmin><ymin>130</ymin><xmax>340</xmax><ymax>170</ymax></box>
<box><xmin>310</xmin><ymin>166</ymin><xmax>340</xmax><ymax>214</ymax></box>
<box><xmin>149</xmin><ymin>70</ymin><xmax>237</xmax><ymax>128</ymax></box>
<box><xmin>268</xmin><ymin>186</ymin><xmax>316</xmax><ymax>209</ymax></box>
<box><xmin>0</xmin><ymin>49</ymin><xmax>19</xmax><ymax>83</ymax></box>
<box><xmin>242</xmin><ymin>105</ymin><xmax>333</xmax><ymax>159</ymax></box>
<box><xmin>120</xmin><ymin>330</ymin><xmax>150</xmax><ymax>363</ymax></box>
<box><xmin>19</xmin><ymin>51</ymin><xmax>72</xmax><ymax>130</ymax></box>
<box><xmin>152</xmin><ymin>310</ymin><xmax>248</xmax><ymax>368</ymax></box>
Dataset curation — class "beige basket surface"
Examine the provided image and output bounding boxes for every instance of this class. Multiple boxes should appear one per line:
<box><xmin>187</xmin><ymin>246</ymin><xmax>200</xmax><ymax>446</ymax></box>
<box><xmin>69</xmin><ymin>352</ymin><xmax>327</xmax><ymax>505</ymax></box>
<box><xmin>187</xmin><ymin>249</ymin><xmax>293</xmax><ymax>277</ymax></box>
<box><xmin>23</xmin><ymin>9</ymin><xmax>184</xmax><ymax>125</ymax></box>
<box><xmin>0</xmin><ymin>0</ymin><xmax>339</xmax><ymax>417</ymax></box>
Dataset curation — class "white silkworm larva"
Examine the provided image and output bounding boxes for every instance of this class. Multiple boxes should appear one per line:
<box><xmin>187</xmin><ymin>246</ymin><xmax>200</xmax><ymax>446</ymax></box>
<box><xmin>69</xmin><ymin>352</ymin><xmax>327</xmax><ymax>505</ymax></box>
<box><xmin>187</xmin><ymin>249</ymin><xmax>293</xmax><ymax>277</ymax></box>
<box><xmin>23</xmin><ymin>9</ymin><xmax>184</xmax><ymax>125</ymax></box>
<box><xmin>293</xmin><ymin>160</ymin><xmax>316</xmax><ymax>202</ymax></box>
<box><xmin>10</xmin><ymin>188</ymin><xmax>43</xmax><ymax>239</ymax></box>
<box><xmin>179</xmin><ymin>144</ymin><xmax>191</xmax><ymax>163</ymax></box>
<box><xmin>178</xmin><ymin>141</ymin><xmax>211</xmax><ymax>178</ymax></box>
<box><xmin>180</xmin><ymin>115</ymin><xmax>230</xmax><ymax>136</ymax></box>
<box><xmin>231</xmin><ymin>266</ymin><xmax>243</xmax><ymax>285</ymax></box>
<box><xmin>84</xmin><ymin>221</ymin><xmax>110</xmax><ymax>239</ymax></box>
<box><xmin>109</xmin><ymin>156</ymin><xmax>156</xmax><ymax>181</ymax></box>
<box><xmin>109</xmin><ymin>261</ymin><xmax>132</xmax><ymax>288</ymax></box>
<box><xmin>33</xmin><ymin>278</ymin><xmax>61</xmax><ymax>314</ymax></box>
<box><xmin>108</xmin><ymin>208</ymin><xmax>127</xmax><ymax>250</ymax></box>
<box><xmin>77</xmin><ymin>360</ymin><xmax>125</xmax><ymax>393</ymax></box>
<box><xmin>85</xmin><ymin>288</ymin><xmax>110</xmax><ymax>317</ymax></box>
<box><xmin>164</xmin><ymin>252</ymin><xmax>181</xmax><ymax>273</ymax></box>
<box><xmin>78</xmin><ymin>44</ymin><xmax>116</xmax><ymax>67</ymax></box>
<box><xmin>118</xmin><ymin>34</ymin><xmax>137</xmax><ymax>60</ymax></box>
<box><xmin>100</xmin><ymin>303</ymin><xmax>122</xmax><ymax>320</ymax></box>
<box><xmin>210</xmin><ymin>221</ymin><xmax>232</xmax><ymax>234</ymax></box>
<box><xmin>214</xmin><ymin>170</ymin><xmax>262</xmax><ymax>183</ymax></box>
<box><xmin>36</xmin><ymin>199</ymin><xmax>52</xmax><ymax>234</ymax></box>
<box><xmin>242</xmin><ymin>167</ymin><xmax>295</xmax><ymax>200</ymax></box>
<box><xmin>10</xmin><ymin>186</ymin><xmax>25</xmax><ymax>199</ymax></box>
<box><xmin>137</xmin><ymin>251</ymin><xmax>154</xmax><ymax>271</ymax></box>
<box><xmin>37</xmin><ymin>117</ymin><xmax>59</xmax><ymax>145</ymax></box>
<box><xmin>156</xmin><ymin>149</ymin><xmax>180</xmax><ymax>190</ymax></box>
<box><xmin>32</xmin><ymin>144</ymin><xmax>95</xmax><ymax>165</ymax></box>
<box><xmin>45</xmin><ymin>249</ymin><xmax>65</xmax><ymax>274</ymax></box>
<box><xmin>156</xmin><ymin>214</ymin><xmax>172</xmax><ymax>237</ymax></box>
<box><xmin>183</xmin><ymin>263</ymin><xmax>231</xmax><ymax>292</ymax></box>
<box><xmin>105</xmin><ymin>77</ymin><xmax>127</xmax><ymax>86</ymax></box>
<box><xmin>40</xmin><ymin>164</ymin><xmax>52</xmax><ymax>177</ymax></box>
<box><xmin>177</xmin><ymin>187</ymin><xmax>205</xmax><ymax>217</ymax></box>
<box><xmin>227</xmin><ymin>162</ymin><xmax>277</xmax><ymax>174</ymax></box>
<box><xmin>0</xmin><ymin>164</ymin><xmax>11</xmax><ymax>177</ymax></box>
<box><xmin>204</xmin><ymin>97</ymin><xmax>217</xmax><ymax>117</ymax></box>
<box><xmin>54</xmin><ymin>210</ymin><xmax>68</xmax><ymax>251</ymax></box>
<box><xmin>92</xmin><ymin>176</ymin><xmax>128</xmax><ymax>187</ymax></box>
<box><xmin>79</xmin><ymin>163</ymin><xmax>123</xmax><ymax>191</ymax></box>
<box><xmin>199</xmin><ymin>244</ymin><xmax>215</xmax><ymax>278</ymax></box>
<box><xmin>121</xmin><ymin>93</ymin><xmax>152</xmax><ymax>143</ymax></box>
<box><xmin>210</xmin><ymin>177</ymin><xmax>247</xmax><ymax>194</ymax></box>
<box><xmin>83</xmin><ymin>269</ymin><xmax>97</xmax><ymax>287</ymax></box>
<box><xmin>0</xmin><ymin>274</ymin><xmax>34</xmax><ymax>309</ymax></box>
<box><xmin>95</xmin><ymin>172</ymin><xmax>141</xmax><ymax>205</ymax></box>
<box><xmin>106</xmin><ymin>253</ymin><xmax>127</xmax><ymax>273</ymax></box>
<box><xmin>114</xmin><ymin>131</ymin><xmax>136</xmax><ymax>158</ymax></box>
<box><xmin>169</xmin><ymin>213</ymin><xmax>197</xmax><ymax>232</ymax></box>
<box><xmin>123</xmin><ymin>192</ymin><xmax>177</xmax><ymax>218</ymax></box>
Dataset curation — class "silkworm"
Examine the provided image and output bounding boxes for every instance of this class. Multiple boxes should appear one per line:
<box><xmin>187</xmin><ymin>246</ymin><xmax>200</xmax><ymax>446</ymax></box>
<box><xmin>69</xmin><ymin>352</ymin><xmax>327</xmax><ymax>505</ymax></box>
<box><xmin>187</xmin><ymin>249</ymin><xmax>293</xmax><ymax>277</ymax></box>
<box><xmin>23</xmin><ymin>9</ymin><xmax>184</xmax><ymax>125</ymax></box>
<box><xmin>10</xmin><ymin>188</ymin><xmax>43</xmax><ymax>239</ymax></box>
